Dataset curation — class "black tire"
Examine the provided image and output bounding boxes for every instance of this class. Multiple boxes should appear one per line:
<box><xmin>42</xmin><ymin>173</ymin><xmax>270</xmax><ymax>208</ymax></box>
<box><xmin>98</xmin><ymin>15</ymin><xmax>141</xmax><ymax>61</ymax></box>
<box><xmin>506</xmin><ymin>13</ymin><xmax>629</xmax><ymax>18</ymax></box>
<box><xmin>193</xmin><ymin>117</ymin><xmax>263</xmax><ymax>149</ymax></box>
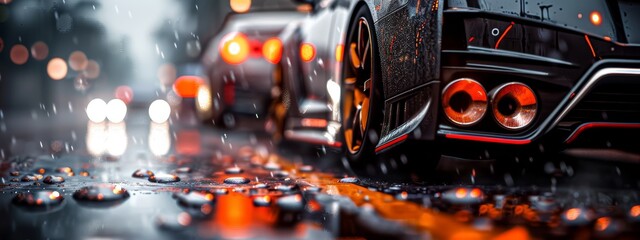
<box><xmin>340</xmin><ymin>5</ymin><xmax>384</xmax><ymax>165</ymax></box>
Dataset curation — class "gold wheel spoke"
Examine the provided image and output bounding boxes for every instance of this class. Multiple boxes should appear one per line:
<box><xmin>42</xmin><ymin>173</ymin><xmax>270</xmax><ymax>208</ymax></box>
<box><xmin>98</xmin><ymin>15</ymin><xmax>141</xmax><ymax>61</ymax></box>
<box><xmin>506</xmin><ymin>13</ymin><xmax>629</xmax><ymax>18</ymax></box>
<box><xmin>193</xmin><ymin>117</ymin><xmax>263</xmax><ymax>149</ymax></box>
<box><xmin>349</xmin><ymin>43</ymin><xmax>361</xmax><ymax>70</ymax></box>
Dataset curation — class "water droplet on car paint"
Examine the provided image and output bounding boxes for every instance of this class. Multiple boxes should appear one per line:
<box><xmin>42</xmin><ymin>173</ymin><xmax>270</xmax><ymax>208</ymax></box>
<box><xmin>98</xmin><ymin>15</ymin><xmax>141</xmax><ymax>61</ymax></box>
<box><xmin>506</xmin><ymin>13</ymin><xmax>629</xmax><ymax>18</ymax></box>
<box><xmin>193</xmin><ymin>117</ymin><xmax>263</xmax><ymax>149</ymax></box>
<box><xmin>21</xmin><ymin>174</ymin><xmax>43</xmax><ymax>182</ymax></box>
<box><xmin>173</xmin><ymin>191</ymin><xmax>214</xmax><ymax>217</ymax></box>
<box><xmin>225</xmin><ymin>166</ymin><xmax>243</xmax><ymax>174</ymax></box>
<box><xmin>273</xmin><ymin>170</ymin><xmax>290</xmax><ymax>178</ymax></box>
<box><xmin>339</xmin><ymin>177</ymin><xmax>359</xmax><ymax>183</ymax></box>
<box><xmin>174</xmin><ymin>167</ymin><xmax>191</xmax><ymax>174</ymax></box>
<box><xmin>224</xmin><ymin>177</ymin><xmax>250</xmax><ymax>184</ymax></box>
<box><xmin>10</xmin><ymin>171</ymin><xmax>19</xmax><ymax>176</ymax></box>
<box><xmin>42</xmin><ymin>175</ymin><xmax>65</xmax><ymax>184</ymax></box>
<box><xmin>132</xmin><ymin>169</ymin><xmax>154</xmax><ymax>178</ymax></box>
<box><xmin>212</xmin><ymin>188</ymin><xmax>229</xmax><ymax>195</ymax></box>
<box><xmin>264</xmin><ymin>162</ymin><xmax>281</xmax><ymax>171</ymax></box>
<box><xmin>73</xmin><ymin>184</ymin><xmax>129</xmax><ymax>207</ymax></box>
<box><xmin>149</xmin><ymin>173</ymin><xmax>180</xmax><ymax>183</ymax></box>
<box><xmin>299</xmin><ymin>165</ymin><xmax>314</xmax><ymax>172</ymax></box>
<box><xmin>12</xmin><ymin>191</ymin><xmax>64</xmax><ymax>210</ymax></box>
<box><xmin>277</xmin><ymin>194</ymin><xmax>304</xmax><ymax>211</ymax></box>
<box><xmin>253</xmin><ymin>196</ymin><xmax>271</xmax><ymax>207</ymax></box>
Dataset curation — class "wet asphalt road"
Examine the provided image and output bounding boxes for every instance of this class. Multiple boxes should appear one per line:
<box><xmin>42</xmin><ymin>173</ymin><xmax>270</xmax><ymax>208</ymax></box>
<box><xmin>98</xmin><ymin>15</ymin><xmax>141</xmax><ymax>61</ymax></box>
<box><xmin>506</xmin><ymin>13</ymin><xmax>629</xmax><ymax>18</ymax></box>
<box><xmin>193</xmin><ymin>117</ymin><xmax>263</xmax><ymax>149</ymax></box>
<box><xmin>1</xmin><ymin>108</ymin><xmax>640</xmax><ymax>240</ymax></box>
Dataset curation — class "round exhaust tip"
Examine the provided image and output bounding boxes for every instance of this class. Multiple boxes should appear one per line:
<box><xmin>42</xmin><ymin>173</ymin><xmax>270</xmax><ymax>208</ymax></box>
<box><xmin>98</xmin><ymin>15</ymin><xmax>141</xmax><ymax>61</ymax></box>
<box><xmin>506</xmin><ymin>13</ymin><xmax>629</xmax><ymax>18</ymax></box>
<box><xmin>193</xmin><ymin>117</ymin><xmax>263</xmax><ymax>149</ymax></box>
<box><xmin>442</xmin><ymin>78</ymin><xmax>488</xmax><ymax>126</ymax></box>
<box><xmin>491</xmin><ymin>82</ymin><xmax>538</xmax><ymax>130</ymax></box>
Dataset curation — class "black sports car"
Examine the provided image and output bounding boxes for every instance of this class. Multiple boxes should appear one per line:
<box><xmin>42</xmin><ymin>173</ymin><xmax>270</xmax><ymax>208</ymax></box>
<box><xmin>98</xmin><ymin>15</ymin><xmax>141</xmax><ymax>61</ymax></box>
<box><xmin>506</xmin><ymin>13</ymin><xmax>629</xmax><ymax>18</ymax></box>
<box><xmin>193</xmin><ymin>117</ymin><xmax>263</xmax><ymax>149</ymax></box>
<box><xmin>281</xmin><ymin>0</ymin><xmax>640</xmax><ymax>172</ymax></box>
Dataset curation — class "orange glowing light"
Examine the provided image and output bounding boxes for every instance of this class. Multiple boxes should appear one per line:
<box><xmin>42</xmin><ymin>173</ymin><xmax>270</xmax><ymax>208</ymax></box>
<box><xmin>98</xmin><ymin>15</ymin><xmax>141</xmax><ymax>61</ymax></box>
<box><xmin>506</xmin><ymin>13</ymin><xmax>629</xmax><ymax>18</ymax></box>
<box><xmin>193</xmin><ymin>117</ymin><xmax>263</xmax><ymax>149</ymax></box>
<box><xmin>69</xmin><ymin>51</ymin><xmax>88</xmax><ymax>71</ymax></box>
<box><xmin>495</xmin><ymin>22</ymin><xmax>515</xmax><ymax>49</ymax></box>
<box><xmin>493</xmin><ymin>226</ymin><xmax>530</xmax><ymax>240</ymax></box>
<box><xmin>455</xmin><ymin>188</ymin><xmax>467</xmax><ymax>198</ymax></box>
<box><xmin>630</xmin><ymin>205</ymin><xmax>640</xmax><ymax>217</ymax></box>
<box><xmin>300</xmin><ymin>43</ymin><xmax>316</xmax><ymax>62</ymax></box>
<box><xmin>590</xmin><ymin>11</ymin><xmax>602</xmax><ymax>26</ymax></box>
<box><xmin>173</xmin><ymin>76</ymin><xmax>204</xmax><ymax>98</ymax></box>
<box><xmin>595</xmin><ymin>217</ymin><xmax>611</xmax><ymax>231</ymax></box>
<box><xmin>49</xmin><ymin>191</ymin><xmax>60</xmax><ymax>200</ymax></box>
<box><xmin>301</xmin><ymin>118</ymin><xmax>328</xmax><ymax>128</ymax></box>
<box><xmin>262</xmin><ymin>37</ymin><xmax>283</xmax><ymax>64</ymax></box>
<box><xmin>584</xmin><ymin>35</ymin><xmax>596</xmax><ymax>58</ymax></box>
<box><xmin>30</xmin><ymin>41</ymin><xmax>49</xmax><ymax>60</ymax></box>
<box><xmin>230</xmin><ymin>0</ymin><xmax>251</xmax><ymax>13</ymax></box>
<box><xmin>10</xmin><ymin>44</ymin><xmax>29</xmax><ymax>65</ymax></box>
<box><xmin>220</xmin><ymin>32</ymin><xmax>250</xmax><ymax>65</ymax></box>
<box><xmin>216</xmin><ymin>193</ymin><xmax>253</xmax><ymax>235</ymax></box>
<box><xmin>205</xmin><ymin>193</ymin><xmax>214</xmax><ymax>201</ymax></box>
<box><xmin>565</xmin><ymin>208</ymin><xmax>581</xmax><ymax>221</ymax></box>
<box><xmin>47</xmin><ymin>58</ymin><xmax>68</xmax><ymax>80</ymax></box>
<box><xmin>469</xmin><ymin>188</ymin><xmax>482</xmax><ymax>198</ymax></box>
<box><xmin>335</xmin><ymin>44</ymin><xmax>344</xmax><ymax>62</ymax></box>
<box><xmin>113</xmin><ymin>185</ymin><xmax>123</xmax><ymax>194</ymax></box>
<box><xmin>115</xmin><ymin>85</ymin><xmax>134</xmax><ymax>104</ymax></box>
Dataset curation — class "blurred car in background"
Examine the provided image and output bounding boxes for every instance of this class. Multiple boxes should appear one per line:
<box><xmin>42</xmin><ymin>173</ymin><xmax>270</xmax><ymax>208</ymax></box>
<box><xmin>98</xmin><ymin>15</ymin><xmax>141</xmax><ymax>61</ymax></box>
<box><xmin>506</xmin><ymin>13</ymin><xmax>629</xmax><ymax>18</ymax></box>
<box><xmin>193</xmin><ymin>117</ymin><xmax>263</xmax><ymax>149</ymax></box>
<box><xmin>196</xmin><ymin>0</ymin><xmax>311</xmax><ymax>130</ymax></box>
<box><xmin>280</xmin><ymin>0</ymin><xmax>640</xmax><ymax>175</ymax></box>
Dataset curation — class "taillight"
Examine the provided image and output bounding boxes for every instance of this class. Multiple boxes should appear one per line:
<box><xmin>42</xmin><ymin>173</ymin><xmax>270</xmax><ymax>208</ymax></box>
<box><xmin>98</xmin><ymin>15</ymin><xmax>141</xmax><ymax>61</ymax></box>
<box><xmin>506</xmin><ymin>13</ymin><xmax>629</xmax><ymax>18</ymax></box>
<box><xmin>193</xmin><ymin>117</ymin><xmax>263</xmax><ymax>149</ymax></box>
<box><xmin>262</xmin><ymin>37</ymin><xmax>282</xmax><ymax>64</ymax></box>
<box><xmin>173</xmin><ymin>76</ymin><xmax>204</xmax><ymax>98</ymax></box>
<box><xmin>490</xmin><ymin>82</ymin><xmax>537</xmax><ymax>130</ymax></box>
<box><xmin>442</xmin><ymin>78</ymin><xmax>488</xmax><ymax>126</ymax></box>
<box><xmin>219</xmin><ymin>32</ymin><xmax>250</xmax><ymax>65</ymax></box>
<box><xmin>300</xmin><ymin>43</ymin><xmax>316</xmax><ymax>62</ymax></box>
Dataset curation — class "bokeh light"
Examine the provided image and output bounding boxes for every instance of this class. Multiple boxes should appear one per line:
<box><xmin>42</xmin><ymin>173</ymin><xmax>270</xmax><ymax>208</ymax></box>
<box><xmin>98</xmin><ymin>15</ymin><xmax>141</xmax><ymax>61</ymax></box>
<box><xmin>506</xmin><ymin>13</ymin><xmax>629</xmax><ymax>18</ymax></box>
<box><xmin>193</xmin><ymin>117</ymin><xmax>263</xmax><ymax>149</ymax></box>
<box><xmin>196</xmin><ymin>85</ymin><xmax>212</xmax><ymax>113</ymax></box>
<box><xmin>157</xmin><ymin>63</ymin><xmax>177</xmax><ymax>86</ymax></box>
<box><xmin>0</xmin><ymin>0</ymin><xmax>12</xmax><ymax>5</ymax></box>
<box><xmin>30</xmin><ymin>41</ymin><xmax>49</xmax><ymax>60</ymax></box>
<box><xmin>149</xmin><ymin>122</ymin><xmax>171</xmax><ymax>157</ymax></box>
<box><xmin>173</xmin><ymin>76</ymin><xmax>204</xmax><ymax>98</ymax></box>
<box><xmin>106</xmin><ymin>99</ymin><xmax>127</xmax><ymax>123</ymax></box>
<box><xmin>69</xmin><ymin>51</ymin><xmax>88</xmax><ymax>71</ymax></box>
<box><xmin>149</xmin><ymin>99</ymin><xmax>171</xmax><ymax>123</ymax></box>
<box><xmin>115</xmin><ymin>86</ymin><xmax>134</xmax><ymax>104</ymax></box>
<box><xmin>84</xmin><ymin>60</ymin><xmax>101</xmax><ymax>79</ymax></box>
<box><xmin>230</xmin><ymin>0</ymin><xmax>251</xmax><ymax>13</ymax></box>
<box><xmin>106</xmin><ymin>122</ymin><xmax>128</xmax><ymax>156</ymax></box>
<box><xmin>10</xmin><ymin>44</ymin><xmax>29</xmax><ymax>65</ymax></box>
<box><xmin>86</xmin><ymin>98</ymin><xmax>108</xmax><ymax>123</ymax></box>
<box><xmin>0</xmin><ymin>37</ymin><xmax>4</xmax><ymax>52</ymax></box>
<box><xmin>590</xmin><ymin>11</ymin><xmax>602</xmax><ymax>26</ymax></box>
<box><xmin>47</xmin><ymin>58</ymin><xmax>68</xmax><ymax>80</ymax></box>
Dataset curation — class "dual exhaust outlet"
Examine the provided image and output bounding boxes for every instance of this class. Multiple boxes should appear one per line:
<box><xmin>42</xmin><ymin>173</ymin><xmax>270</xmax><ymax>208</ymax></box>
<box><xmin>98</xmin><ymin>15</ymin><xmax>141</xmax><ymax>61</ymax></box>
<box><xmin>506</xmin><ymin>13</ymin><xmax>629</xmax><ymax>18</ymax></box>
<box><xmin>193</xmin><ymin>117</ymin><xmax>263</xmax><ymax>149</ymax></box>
<box><xmin>442</xmin><ymin>78</ymin><xmax>538</xmax><ymax>130</ymax></box>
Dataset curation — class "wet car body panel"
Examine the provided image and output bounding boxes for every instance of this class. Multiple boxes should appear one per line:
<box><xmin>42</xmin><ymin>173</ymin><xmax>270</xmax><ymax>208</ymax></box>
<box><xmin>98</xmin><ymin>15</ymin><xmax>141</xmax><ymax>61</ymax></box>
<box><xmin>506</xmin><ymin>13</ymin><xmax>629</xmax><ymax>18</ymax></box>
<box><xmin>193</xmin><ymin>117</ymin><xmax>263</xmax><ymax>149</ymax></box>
<box><xmin>282</xmin><ymin>0</ymin><xmax>443</xmax><ymax>147</ymax></box>
<box><xmin>438</xmin><ymin>0</ymin><xmax>640</xmax><ymax>158</ymax></box>
<box><xmin>283</xmin><ymin>0</ymin><xmax>640</xmax><ymax>162</ymax></box>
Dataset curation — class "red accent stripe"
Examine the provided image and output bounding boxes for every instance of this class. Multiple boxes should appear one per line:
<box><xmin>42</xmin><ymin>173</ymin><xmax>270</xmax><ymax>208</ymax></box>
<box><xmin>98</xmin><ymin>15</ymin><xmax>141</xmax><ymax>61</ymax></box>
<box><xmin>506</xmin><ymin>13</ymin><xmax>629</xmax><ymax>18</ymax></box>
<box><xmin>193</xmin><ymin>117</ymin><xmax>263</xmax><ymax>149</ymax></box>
<box><xmin>375</xmin><ymin>134</ymin><xmax>409</xmax><ymax>153</ymax></box>
<box><xmin>445</xmin><ymin>134</ymin><xmax>531</xmax><ymax>145</ymax></box>
<box><xmin>565</xmin><ymin>122</ymin><xmax>640</xmax><ymax>143</ymax></box>
<box><xmin>495</xmin><ymin>22</ymin><xmax>515</xmax><ymax>49</ymax></box>
<box><xmin>584</xmin><ymin>35</ymin><xmax>596</xmax><ymax>58</ymax></box>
